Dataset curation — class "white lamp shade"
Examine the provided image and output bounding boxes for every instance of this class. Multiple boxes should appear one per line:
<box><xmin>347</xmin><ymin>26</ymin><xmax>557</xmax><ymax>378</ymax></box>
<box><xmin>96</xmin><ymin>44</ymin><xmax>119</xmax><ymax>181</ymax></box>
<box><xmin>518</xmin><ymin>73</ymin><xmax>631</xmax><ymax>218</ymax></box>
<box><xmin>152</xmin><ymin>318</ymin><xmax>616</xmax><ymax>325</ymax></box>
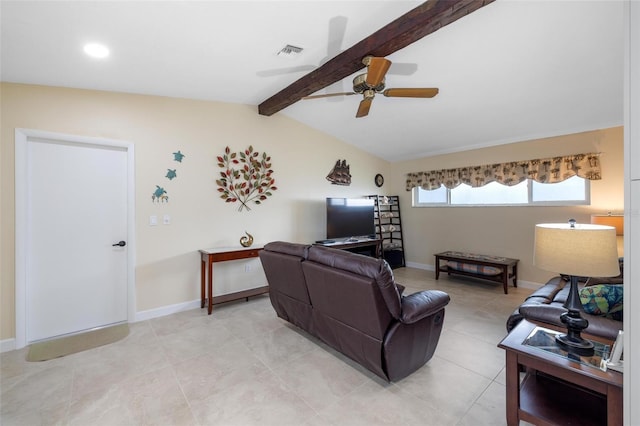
<box><xmin>534</xmin><ymin>223</ymin><xmax>620</xmax><ymax>277</ymax></box>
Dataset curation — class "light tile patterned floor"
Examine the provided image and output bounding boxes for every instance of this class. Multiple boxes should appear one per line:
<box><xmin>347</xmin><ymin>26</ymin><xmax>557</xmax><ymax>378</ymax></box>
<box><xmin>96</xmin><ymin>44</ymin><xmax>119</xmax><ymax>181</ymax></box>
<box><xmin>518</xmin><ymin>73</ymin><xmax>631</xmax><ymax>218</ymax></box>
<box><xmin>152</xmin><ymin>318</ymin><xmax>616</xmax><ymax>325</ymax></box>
<box><xmin>0</xmin><ymin>267</ymin><xmax>534</xmax><ymax>425</ymax></box>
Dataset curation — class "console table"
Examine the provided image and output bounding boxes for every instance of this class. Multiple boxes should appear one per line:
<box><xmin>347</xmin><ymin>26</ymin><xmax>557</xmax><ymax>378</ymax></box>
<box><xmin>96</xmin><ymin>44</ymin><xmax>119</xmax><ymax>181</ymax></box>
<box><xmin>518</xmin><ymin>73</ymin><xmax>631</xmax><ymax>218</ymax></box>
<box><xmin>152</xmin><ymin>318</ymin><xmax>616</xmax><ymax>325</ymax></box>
<box><xmin>314</xmin><ymin>238</ymin><xmax>382</xmax><ymax>258</ymax></box>
<box><xmin>199</xmin><ymin>246</ymin><xmax>268</xmax><ymax>315</ymax></box>
<box><xmin>434</xmin><ymin>251</ymin><xmax>518</xmax><ymax>294</ymax></box>
<box><xmin>498</xmin><ymin>319</ymin><xmax>622</xmax><ymax>426</ymax></box>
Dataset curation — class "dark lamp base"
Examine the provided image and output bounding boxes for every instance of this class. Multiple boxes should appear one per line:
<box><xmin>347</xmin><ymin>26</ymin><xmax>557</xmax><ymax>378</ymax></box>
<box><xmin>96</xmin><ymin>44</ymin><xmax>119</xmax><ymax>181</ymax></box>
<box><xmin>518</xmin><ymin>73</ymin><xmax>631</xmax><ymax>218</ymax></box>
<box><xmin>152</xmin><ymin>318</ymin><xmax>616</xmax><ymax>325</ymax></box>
<box><xmin>555</xmin><ymin>333</ymin><xmax>595</xmax><ymax>356</ymax></box>
<box><xmin>555</xmin><ymin>274</ymin><xmax>596</xmax><ymax>357</ymax></box>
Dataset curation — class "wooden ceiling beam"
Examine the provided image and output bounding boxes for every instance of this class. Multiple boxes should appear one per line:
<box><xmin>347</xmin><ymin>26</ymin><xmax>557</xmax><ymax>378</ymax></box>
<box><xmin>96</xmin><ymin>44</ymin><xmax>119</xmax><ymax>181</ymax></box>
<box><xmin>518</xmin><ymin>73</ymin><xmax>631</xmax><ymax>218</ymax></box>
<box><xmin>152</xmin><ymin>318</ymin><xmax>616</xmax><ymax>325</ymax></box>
<box><xmin>258</xmin><ymin>0</ymin><xmax>495</xmax><ymax>116</ymax></box>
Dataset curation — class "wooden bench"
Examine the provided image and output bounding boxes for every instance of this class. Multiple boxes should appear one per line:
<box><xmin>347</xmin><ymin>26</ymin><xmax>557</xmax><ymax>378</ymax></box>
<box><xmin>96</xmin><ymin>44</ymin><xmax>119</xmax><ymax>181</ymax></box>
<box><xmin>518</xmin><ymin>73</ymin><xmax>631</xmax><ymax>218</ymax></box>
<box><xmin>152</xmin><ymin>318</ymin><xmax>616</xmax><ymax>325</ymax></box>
<box><xmin>434</xmin><ymin>251</ymin><xmax>519</xmax><ymax>294</ymax></box>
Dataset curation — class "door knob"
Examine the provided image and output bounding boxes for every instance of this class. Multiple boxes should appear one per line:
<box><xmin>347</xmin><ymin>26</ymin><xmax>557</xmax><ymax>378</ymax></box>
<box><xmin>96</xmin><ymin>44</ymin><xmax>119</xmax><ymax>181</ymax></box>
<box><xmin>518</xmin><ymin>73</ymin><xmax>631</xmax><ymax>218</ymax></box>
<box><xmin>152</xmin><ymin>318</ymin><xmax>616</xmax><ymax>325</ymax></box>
<box><xmin>112</xmin><ymin>241</ymin><xmax>126</xmax><ymax>247</ymax></box>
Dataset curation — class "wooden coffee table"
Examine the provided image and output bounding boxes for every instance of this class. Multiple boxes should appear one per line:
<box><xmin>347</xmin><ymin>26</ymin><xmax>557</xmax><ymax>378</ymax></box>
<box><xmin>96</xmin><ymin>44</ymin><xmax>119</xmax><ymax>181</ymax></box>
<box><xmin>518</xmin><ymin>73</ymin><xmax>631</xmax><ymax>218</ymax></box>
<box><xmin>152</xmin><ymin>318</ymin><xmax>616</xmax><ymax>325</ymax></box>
<box><xmin>498</xmin><ymin>320</ymin><xmax>622</xmax><ymax>426</ymax></box>
<box><xmin>434</xmin><ymin>251</ymin><xmax>518</xmax><ymax>294</ymax></box>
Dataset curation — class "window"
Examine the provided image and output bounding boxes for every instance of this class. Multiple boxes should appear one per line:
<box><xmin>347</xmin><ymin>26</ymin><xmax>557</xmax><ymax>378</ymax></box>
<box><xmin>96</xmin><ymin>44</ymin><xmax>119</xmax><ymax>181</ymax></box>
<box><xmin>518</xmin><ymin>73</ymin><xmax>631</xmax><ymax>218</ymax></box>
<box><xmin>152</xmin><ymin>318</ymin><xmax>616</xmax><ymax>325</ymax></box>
<box><xmin>413</xmin><ymin>175</ymin><xmax>590</xmax><ymax>207</ymax></box>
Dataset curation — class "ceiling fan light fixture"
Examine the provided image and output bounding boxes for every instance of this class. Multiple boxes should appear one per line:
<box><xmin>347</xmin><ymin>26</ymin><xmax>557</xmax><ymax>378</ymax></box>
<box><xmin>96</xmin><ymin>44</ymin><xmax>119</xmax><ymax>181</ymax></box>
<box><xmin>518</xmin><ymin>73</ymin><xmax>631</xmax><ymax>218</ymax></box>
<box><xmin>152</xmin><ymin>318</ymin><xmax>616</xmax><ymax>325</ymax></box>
<box><xmin>353</xmin><ymin>73</ymin><xmax>385</xmax><ymax>93</ymax></box>
<box><xmin>362</xmin><ymin>89</ymin><xmax>376</xmax><ymax>100</ymax></box>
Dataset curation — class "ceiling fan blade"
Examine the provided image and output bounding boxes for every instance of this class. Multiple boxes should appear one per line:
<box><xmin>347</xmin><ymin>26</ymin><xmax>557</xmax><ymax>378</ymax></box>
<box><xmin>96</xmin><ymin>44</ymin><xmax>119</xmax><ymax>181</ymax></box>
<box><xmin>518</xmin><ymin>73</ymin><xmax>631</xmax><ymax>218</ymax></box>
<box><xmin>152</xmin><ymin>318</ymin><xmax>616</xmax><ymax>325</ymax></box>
<box><xmin>327</xmin><ymin>16</ymin><xmax>348</xmax><ymax>57</ymax></box>
<box><xmin>383</xmin><ymin>88</ymin><xmax>439</xmax><ymax>98</ymax></box>
<box><xmin>387</xmin><ymin>62</ymin><xmax>418</xmax><ymax>76</ymax></box>
<box><xmin>356</xmin><ymin>97</ymin><xmax>373</xmax><ymax>118</ymax></box>
<box><xmin>303</xmin><ymin>92</ymin><xmax>356</xmax><ymax>100</ymax></box>
<box><xmin>364</xmin><ymin>56</ymin><xmax>391</xmax><ymax>87</ymax></box>
<box><xmin>325</xmin><ymin>16</ymin><xmax>349</xmax><ymax>100</ymax></box>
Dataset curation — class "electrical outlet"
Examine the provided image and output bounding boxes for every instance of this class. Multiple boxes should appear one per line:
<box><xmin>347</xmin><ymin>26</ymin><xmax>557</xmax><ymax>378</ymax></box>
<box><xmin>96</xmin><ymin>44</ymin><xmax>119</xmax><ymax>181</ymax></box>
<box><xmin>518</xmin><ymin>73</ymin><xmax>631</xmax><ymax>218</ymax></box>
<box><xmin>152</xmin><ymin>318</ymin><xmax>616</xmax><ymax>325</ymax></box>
<box><xmin>244</xmin><ymin>264</ymin><xmax>251</xmax><ymax>272</ymax></box>
<box><xmin>163</xmin><ymin>214</ymin><xmax>171</xmax><ymax>225</ymax></box>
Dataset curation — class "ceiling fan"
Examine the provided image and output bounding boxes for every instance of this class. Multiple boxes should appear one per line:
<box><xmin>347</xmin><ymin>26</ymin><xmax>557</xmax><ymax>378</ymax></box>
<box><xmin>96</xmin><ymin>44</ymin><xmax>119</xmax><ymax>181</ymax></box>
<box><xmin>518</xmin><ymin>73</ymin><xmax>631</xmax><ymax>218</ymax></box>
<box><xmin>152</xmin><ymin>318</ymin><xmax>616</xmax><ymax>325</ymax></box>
<box><xmin>303</xmin><ymin>55</ymin><xmax>438</xmax><ymax>118</ymax></box>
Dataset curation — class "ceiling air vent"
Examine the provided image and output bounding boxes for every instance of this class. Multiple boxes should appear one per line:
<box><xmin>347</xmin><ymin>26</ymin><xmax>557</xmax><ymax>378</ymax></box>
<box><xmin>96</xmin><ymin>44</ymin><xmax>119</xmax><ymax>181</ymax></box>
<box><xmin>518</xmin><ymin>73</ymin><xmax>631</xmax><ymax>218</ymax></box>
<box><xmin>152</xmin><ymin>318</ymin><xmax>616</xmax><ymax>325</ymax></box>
<box><xmin>277</xmin><ymin>44</ymin><xmax>303</xmax><ymax>57</ymax></box>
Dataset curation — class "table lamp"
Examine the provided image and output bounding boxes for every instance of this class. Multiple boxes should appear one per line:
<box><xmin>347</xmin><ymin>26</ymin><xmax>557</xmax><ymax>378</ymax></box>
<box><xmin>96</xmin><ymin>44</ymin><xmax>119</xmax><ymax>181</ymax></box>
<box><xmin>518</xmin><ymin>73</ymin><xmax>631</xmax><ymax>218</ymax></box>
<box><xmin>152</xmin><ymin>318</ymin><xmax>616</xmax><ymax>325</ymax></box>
<box><xmin>533</xmin><ymin>220</ymin><xmax>620</xmax><ymax>352</ymax></box>
<box><xmin>591</xmin><ymin>213</ymin><xmax>624</xmax><ymax>257</ymax></box>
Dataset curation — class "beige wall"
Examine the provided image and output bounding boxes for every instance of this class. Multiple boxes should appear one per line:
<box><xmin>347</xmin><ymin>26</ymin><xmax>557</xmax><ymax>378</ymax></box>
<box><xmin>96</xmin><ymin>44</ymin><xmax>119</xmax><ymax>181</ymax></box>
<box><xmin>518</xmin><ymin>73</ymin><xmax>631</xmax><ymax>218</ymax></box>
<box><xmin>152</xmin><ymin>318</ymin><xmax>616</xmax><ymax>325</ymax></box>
<box><xmin>0</xmin><ymin>83</ymin><xmax>390</xmax><ymax>340</ymax></box>
<box><xmin>0</xmin><ymin>83</ymin><xmax>624</xmax><ymax>342</ymax></box>
<box><xmin>387</xmin><ymin>127</ymin><xmax>624</xmax><ymax>284</ymax></box>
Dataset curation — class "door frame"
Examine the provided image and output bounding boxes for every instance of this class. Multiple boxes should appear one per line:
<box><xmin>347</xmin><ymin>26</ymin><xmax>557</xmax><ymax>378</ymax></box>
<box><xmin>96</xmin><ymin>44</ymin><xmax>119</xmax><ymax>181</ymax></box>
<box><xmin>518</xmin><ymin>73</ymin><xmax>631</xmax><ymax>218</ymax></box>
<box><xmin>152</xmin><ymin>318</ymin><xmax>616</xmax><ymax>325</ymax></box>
<box><xmin>14</xmin><ymin>128</ymin><xmax>136</xmax><ymax>349</ymax></box>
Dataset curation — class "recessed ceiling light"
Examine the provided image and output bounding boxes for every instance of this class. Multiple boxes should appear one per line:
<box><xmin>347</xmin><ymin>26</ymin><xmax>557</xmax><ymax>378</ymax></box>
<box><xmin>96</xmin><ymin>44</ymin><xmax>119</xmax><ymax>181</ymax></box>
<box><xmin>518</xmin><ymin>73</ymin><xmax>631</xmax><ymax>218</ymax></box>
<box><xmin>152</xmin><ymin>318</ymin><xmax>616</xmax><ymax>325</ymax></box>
<box><xmin>83</xmin><ymin>43</ymin><xmax>110</xmax><ymax>59</ymax></box>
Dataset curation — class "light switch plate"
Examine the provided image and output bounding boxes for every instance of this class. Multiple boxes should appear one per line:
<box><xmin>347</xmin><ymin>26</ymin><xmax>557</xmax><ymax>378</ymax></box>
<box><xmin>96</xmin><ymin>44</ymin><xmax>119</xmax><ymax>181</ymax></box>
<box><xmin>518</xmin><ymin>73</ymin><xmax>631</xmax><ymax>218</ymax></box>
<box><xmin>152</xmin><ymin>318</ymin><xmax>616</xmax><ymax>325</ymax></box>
<box><xmin>150</xmin><ymin>215</ymin><xmax>158</xmax><ymax>226</ymax></box>
<box><xmin>163</xmin><ymin>214</ymin><xmax>171</xmax><ymax>225</ymax></box>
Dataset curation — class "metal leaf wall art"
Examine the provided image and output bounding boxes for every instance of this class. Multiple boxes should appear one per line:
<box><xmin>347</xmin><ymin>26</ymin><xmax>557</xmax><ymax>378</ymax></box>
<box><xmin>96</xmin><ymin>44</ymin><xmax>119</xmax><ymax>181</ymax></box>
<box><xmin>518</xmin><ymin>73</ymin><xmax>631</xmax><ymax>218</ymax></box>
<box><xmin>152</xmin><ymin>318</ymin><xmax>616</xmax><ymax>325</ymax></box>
<box><xmin>216</xmin><ymin>145</ymin><xmax>277</xmax><ymax>212</ymax></box>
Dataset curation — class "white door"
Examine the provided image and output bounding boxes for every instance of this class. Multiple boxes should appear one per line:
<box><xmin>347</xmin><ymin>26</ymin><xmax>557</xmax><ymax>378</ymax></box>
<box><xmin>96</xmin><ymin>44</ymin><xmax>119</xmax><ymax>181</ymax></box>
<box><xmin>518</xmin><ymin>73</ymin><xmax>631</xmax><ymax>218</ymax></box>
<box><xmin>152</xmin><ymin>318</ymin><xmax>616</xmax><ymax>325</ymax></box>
<box><xmin>17</xmin><ymin>131</ymin><xmax>132</xmax><ymax>344</ymax></box>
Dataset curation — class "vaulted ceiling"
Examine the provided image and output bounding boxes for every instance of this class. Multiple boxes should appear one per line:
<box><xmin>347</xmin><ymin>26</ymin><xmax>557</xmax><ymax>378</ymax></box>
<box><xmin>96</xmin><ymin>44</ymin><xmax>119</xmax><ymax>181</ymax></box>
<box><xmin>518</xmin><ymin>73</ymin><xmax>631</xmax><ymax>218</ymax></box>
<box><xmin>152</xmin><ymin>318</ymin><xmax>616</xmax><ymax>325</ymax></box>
<box><xmin>0</xmin><ymin>1</ymin><xmax>624</xmax><ymax>161</ymax></box>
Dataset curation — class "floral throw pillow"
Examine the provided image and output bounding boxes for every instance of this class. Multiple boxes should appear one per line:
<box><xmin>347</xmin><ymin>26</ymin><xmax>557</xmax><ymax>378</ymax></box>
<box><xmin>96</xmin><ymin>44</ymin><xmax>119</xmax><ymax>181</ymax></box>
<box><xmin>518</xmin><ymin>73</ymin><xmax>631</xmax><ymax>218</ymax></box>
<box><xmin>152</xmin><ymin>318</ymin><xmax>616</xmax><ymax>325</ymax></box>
<box><xmin>579</xmin><ymin>284</ymin><xmax>623</xmax><ymax>320</ymax></box>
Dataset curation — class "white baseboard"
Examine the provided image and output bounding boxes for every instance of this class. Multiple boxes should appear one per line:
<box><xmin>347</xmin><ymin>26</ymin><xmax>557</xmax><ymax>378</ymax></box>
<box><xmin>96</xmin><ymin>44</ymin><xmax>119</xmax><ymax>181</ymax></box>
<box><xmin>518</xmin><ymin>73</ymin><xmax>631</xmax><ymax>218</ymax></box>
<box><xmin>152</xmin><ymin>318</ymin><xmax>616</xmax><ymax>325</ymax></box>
<box><xmin>402</xmin><ymin>262</ymin><xmax>542</xmax><ymax>289</ymax></box>
<box><xmin>405</xmin><ymin>261</ymin><xmax>433</xmax><ymax>271</ymax></box>
<box><xmin>1</xmin><ymin>301</ymin><xmax>201</xmax><ymax>353</ymax></box>
<box><xmin>134</xmin><ymin>299</ymin><xmax>201</xmax><ymax>322</ymax></box>
<box><xmin>1</xmin><ymin>338</ymin><xmax>16</xmax><ymax>353</ymax></box>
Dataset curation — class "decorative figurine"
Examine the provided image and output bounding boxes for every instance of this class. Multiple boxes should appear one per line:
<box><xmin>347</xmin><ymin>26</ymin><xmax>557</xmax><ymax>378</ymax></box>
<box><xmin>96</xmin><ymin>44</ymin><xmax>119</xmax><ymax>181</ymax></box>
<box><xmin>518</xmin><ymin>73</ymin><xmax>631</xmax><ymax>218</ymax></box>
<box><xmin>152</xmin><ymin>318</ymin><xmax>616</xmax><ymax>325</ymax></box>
<box><xmin>173</xmin><ymin>151</ymin><xmax>185</xmax><ymax>162</ymax></box>
<box><xmin>326</xmin><ymin>159</ymin><xmax>351</xmax><ymax>186</ymax></box>
<box><xmin>240</xmin><ymin>231</ymin><xmax>254</xmax><ymax>247</ymax></box>
<box><xmin>152</xmin><ymin>185</ymin><xmax>168</xmax><ymax>203</ymax></box>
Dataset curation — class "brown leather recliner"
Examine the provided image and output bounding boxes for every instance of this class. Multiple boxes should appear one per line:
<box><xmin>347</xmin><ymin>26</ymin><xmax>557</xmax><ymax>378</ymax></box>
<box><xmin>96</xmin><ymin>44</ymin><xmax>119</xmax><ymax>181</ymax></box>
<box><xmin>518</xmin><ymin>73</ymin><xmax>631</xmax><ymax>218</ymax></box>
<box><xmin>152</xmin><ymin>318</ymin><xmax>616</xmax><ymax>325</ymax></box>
<box><xmin>259</xmin><ymin>241</ymin><xmax>450</xmax><ymax>382</ymax></box>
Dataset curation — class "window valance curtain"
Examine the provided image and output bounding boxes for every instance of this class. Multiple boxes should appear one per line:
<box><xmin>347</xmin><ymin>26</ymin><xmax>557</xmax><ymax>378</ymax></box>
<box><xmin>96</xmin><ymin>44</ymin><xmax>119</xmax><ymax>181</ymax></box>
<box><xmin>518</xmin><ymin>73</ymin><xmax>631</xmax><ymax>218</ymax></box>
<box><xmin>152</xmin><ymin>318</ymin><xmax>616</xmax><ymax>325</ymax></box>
<box><xmin>406</xmin><ymin>153</ymin><xmax>602</xmax><ymax>191</ymax></box>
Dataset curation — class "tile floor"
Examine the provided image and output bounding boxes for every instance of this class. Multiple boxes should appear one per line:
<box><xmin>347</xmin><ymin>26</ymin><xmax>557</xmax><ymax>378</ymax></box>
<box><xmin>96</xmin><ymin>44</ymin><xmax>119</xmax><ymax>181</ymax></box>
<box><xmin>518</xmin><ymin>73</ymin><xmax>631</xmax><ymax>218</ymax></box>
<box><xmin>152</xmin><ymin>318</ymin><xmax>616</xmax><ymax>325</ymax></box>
<box><xmin>0</xmin><ymin>267</ymin><xmax>535</xmax><ymax>426</ymax></box>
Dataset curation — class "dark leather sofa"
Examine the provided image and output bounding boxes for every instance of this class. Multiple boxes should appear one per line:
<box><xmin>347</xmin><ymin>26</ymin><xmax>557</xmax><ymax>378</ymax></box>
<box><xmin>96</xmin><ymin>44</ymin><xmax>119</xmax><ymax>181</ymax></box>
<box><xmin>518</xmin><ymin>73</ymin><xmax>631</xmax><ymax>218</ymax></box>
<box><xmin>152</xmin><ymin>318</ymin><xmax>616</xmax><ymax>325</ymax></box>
<box><xmin>259</xmin><ymin>241</ymin><xmax>450</xmax><ymax>382</ymax></box>
<box><xmin>506</xmin><ymin>274</ymin><xmax>623</xmax><ymax>341</ymax></box>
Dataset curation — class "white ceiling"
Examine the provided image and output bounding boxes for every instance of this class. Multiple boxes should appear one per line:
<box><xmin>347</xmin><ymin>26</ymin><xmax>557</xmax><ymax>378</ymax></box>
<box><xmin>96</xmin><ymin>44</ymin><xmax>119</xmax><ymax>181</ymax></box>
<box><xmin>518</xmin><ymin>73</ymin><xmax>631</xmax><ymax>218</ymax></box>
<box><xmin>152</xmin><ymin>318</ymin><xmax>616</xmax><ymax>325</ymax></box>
<box><xmin>1</xmin><ymin>1</ymin><xmax>624</xmax><ymax>162</ymax></box>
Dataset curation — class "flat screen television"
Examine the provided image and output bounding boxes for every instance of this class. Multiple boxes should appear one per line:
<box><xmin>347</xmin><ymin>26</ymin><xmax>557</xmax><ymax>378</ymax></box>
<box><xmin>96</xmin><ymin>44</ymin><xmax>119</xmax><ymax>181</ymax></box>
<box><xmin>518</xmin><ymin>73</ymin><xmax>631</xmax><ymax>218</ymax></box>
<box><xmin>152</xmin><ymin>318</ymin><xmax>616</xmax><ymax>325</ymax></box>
<box><xmin>326</xmin><ymin>197</ymin><xmax>375</xmax><ymax>240</ymax></box>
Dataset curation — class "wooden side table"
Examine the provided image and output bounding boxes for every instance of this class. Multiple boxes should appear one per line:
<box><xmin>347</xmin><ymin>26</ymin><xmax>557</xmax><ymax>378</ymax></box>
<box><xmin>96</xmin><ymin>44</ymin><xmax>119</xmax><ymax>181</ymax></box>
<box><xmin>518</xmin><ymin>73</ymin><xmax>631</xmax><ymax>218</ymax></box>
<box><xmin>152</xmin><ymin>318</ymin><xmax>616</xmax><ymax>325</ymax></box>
<box><xmin>498</xmin><ymin>320</ymin><xmax>622</xmax><ymax>426</ymax></box>
<box><xmin>199</xmin><ymin>246</ymin><xmax>267</xmax><ymax>315</ymax></box>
